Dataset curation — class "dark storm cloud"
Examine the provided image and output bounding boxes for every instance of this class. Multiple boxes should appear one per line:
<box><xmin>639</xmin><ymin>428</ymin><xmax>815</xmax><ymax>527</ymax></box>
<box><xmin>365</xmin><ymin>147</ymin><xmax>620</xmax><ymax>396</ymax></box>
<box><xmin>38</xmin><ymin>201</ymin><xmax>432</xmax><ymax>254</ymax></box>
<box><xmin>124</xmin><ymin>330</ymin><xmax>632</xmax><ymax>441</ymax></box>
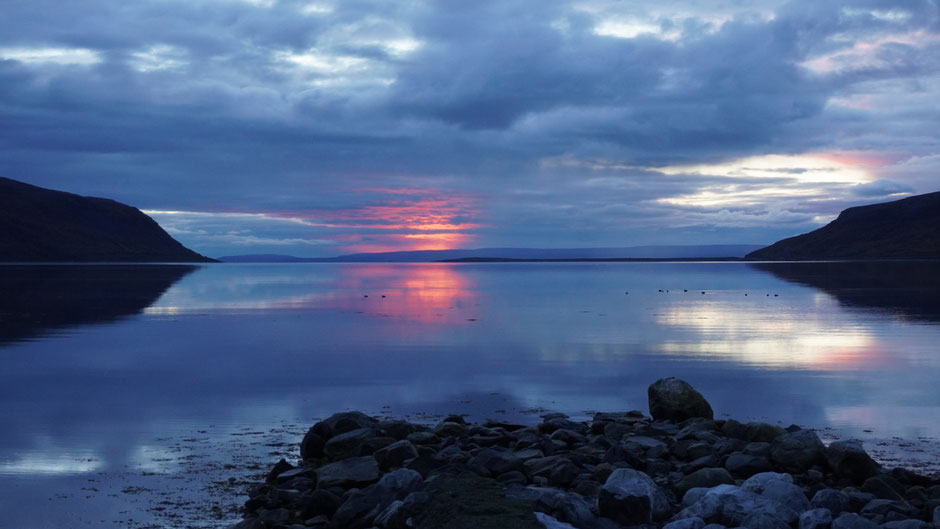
<box><xmin>0</xmin><ymin>0</ymin><xmax>937</xmax><ymax>256</ymax></box>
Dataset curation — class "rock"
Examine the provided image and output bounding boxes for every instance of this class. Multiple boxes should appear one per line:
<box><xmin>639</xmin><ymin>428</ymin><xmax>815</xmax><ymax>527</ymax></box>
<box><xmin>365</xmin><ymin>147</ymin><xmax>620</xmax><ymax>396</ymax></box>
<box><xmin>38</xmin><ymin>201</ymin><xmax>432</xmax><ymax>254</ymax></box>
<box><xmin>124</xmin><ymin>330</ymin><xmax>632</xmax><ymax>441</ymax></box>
<box><xmin>881</xmin><ymin>521</ymin><xmax>932</xmax><ymax>529</ymax></box>
<box><xmin>258</xmin><ymin>508</ymin><xmax>290</xmax><ymax>525</ymax></box>
<box><xmin>676</xmin><ymin>468</ymin><xmax>735</xmax><ymax>496</ymax></box>
<box><xmin>434</xmin><ymin>421</ymin><xmax>468</xmax><ymax>438</ymax></box>
<box><xmin>302</xmin><ymin>489</ymin><xmax>343</xmax><ymax>518</ymax></box>
<box><xmin>550</xmin><ymin>429</ymin><xmax>587</xmax><ymax>447</ymax></box>
<box><xmin>302</xmin><ymin>412</ymin><xmax>379</xmax><ymax>459</ymax></box>
<box><xmin>745</xmin><ymin>422</ymin><xmax>787</xmax><ymax>443</ymax></box>
<box><xmin>648</xmin><ymin>377</ymin><xmax>714</xmax><ymax>423</ymax></box>
<box><xmin>743</xmin><ymin>511</ymin><xmax>792</xmax><ymax>529</ymax></box>
<box><xmin>724</xmin><ymin>453</ymin><xmax>772</xmax><ymax>478</ymax></box>
<box><xmin>811</xmin><ymin>489</ymin><xmax>851</xmax><ymax>515</ymax></box>
<box><xmin>230</xmin><ymin>518</ymin><xmax>266</xmax><ymax>529</ymax></box>
<box><xmin>769</xmin><ymin>429</ymin><xmax>827</xmax><ymax>473</ymax></box>
<box><xmin>530</xmin><ymin>488</ymin><xmax>598</xmax><ymax>528</ymax></box>
<box><xmin>741</xmin><ymin>472</ymin><xmax>794</xmax><ymax>494</ymax></box>
<box><xmin>534</xmin><ymin>512</ymin><xmax>577</xmax><ymax>529</ymax></box>
<box><xmin>664</xmin><ymin>517</ymin><xmax>706</xmax><ymax>529</ymax></box>
<box><xmin>826</xmin><ymin>441</ymin><xmax>881</xmax><ymax>482</ymax></box>
<box><xmin>329</xmin><ymin>469</ymin><xmax>423</xmax><ymax>529</ymax></box>
<box><xmin>830</xmin><ymin>513</ymin><xmax>880</xmax><ymax>529</ymax></box>
<box><xmin>267</xmin><ymin>458</ymin><xmax>295</xmax><ymax>481</ymax></box>
<box><xmin>406</xmin><ymin>431</ymin><xmax>440</xmax><ymax>445</ymax></box>
<box><xmin>862</xmin><ymin>475</ymin><xmax>907</xmax><ymax>502</ymax></box>
<box><xmin>598</xmin><ymin>468</ymin><xmax>672</xmax><ymax>525</ymax></box>
<box><xmin>498</xmin><ymin>471</ymin><xmax>528</xmax><ymax>485</ymax></box>
<box><xmin>316</xmin><ymin>456</ymin><xmax>380</xmax><ymax>489</ymax></box>
<box><xmin>673</xmin><ymin>485</ymin><xmax>799</xmax><ymax>527</ymax></box>
<box><xmin>323</xmin><ymin>428</ymin><xmax>377</xmax><ymax>460</ymax></box>
<box><xmin>374</xmin><ymin>439</ymin><xmax>419</xmax><ymax>470</ymax></box>
<box><xmin>934</xmin><ymin>505</ymin><xmax>940</xmax><ymax>524</ymax></box>
<box><xmin>859</xmin><ymin>498</ymin><xmax>915</xmax><ymax>518</ymax></box>
<box><xmin>469</xmin><ymin>447</ymin><xmax>523</xmax><ymax>477</ymax></box>
<box><xmin>799</xmin><ymin>508</ymin><xmax>832</xmax><ymax>529</ymax></box>
<box><xmin>414</xmin><ymin>471</ymin><xmax>543</xmax><ymax>529</ymax></box>
<box><xmin>760</xmin><ymin>479</ymin><xmax>810</xmax><ymax>513</ymax></box>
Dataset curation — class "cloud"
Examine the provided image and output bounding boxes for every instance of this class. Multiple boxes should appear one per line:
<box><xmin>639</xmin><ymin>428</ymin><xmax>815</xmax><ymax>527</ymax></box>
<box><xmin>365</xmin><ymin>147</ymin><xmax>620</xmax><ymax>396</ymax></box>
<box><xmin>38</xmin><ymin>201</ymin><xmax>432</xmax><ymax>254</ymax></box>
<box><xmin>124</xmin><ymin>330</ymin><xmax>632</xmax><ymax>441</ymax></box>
<box><xmin>850</xmin><ymin>179</ymin><xmax>915</xmax><ymax>197</ymax></box>
<box><xmin>0</xmin><ymin>0</ymin><xmax>937</xmax><ymax>255</ymax></box>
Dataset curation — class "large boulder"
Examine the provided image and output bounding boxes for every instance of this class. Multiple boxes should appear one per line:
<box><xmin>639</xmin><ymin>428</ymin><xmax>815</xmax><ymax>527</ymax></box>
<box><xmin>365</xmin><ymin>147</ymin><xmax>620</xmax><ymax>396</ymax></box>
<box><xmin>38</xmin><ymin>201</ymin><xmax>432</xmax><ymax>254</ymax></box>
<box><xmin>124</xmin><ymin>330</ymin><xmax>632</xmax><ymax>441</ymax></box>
<box><xmin>301</xmin><ymin>411</ymin><xmax>379</xmax><ymax>460</ymax></box>
<box><xmin>316</xmin><ymin>456</ymin><xmax>381</xmax><ymax>489</ymax></box>
<box><xmin>769</xmin><ymin>429</ymin><xmax>827</xmax><ymax>473</ymax></box>
<box><xmin>672</xmin><ymin>485</ymin><xmax>799</xmax><ymax>527</ymax></box>
<box><xmin>598</xmin><ymin>468</ymin><xmax>673</xmax><ymax>525</ymax></box>
<box><xmin>831</xmin><ymin>513</ymin><xmax>880</xmax><ymax>529</ymax></box>
<box><xmin>648</xmin><ymin>378</ymin><xmax>714</xmax><ymax>423</ymax></box>
<box><xmin>676</xmin><ymin>468</ymin><xmax>735</xmax><ymax>496</ymax></box>
<box><xmin>329</xmin><ymin>468</ymin><xmax>423</xmax><ymax>529</ymax></box>
<box><xmin>826</xmin><ymin>441</ymin><xmax>880</xmax><ymax>483</ymax></box>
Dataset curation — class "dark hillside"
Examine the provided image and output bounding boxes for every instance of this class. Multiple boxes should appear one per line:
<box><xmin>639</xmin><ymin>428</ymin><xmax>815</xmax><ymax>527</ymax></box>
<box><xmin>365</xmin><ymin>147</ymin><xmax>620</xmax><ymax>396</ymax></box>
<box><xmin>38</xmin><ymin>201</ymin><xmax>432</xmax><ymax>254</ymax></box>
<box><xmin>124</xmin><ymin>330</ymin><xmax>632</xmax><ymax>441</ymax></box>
<box><xmin>747</xmin><ymin>192</ymin><xmax>940</xmax><ymax>260</ymax></box>
<box><xmin>0</xmin><ymin>177</ymin><xmax>214</xmax><ymax>262</ymax></box>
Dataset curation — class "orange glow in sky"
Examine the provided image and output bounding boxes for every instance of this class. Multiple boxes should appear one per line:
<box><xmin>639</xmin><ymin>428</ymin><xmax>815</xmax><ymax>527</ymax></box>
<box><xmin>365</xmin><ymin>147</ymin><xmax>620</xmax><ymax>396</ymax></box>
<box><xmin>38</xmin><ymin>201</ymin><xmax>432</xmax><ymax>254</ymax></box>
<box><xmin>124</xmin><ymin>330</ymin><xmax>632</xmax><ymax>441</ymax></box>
<box><xmin>293</xmin><ymin>187</ymin><xmax>484</xmax><ymax>253</ymax></box>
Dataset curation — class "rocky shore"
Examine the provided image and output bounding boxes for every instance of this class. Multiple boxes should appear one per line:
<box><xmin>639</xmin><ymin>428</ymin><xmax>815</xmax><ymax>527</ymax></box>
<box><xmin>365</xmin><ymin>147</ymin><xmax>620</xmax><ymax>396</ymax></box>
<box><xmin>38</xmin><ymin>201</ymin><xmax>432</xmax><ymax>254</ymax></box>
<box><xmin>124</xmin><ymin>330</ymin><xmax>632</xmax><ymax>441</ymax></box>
<box><xmin>228</xmin><ymin>378</ymin><xmax>940</xmax><ymax>529</ymax></box>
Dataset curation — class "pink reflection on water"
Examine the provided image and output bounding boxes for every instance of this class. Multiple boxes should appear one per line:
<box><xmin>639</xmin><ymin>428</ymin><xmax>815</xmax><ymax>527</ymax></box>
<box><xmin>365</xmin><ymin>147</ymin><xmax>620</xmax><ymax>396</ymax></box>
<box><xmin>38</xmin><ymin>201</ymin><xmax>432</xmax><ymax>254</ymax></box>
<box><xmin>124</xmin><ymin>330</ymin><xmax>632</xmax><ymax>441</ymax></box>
<box><xmin>335</xmin><ymin>264</ymin><xmax>479</xmax><ymax>326</ymax></box>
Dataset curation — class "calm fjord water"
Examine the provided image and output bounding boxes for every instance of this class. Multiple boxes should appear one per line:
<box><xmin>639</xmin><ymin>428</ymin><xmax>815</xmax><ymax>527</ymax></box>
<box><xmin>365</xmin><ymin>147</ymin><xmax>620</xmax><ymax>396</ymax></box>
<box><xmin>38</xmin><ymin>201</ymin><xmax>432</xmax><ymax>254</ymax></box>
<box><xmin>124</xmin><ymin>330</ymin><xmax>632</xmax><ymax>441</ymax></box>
<box><xmin>1</xmin><ymin>261</ymin><xmax>939</xmax><ymax>527</ymax></box>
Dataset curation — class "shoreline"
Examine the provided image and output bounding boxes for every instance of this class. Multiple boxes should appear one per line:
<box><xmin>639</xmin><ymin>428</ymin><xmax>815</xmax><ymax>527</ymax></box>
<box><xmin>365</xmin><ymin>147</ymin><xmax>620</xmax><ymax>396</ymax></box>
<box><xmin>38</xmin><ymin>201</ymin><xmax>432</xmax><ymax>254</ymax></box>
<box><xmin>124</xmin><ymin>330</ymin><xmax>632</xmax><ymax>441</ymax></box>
<box><xmin>226</xmin><ymin>379</ymin><xmax>940</xmax><ymax>529</ymax></box>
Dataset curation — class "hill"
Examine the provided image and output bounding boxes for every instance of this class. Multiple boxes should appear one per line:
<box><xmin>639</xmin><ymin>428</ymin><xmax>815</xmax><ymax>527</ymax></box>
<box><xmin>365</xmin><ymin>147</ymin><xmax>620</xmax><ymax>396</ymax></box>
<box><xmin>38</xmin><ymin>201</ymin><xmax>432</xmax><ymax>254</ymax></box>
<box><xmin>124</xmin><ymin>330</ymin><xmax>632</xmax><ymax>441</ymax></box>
<box><xmin>747</xmin><ymin>192</ymin><xmax>940</xmax><ymax>260</ymax></box>
<box><xmin>0</xmin><ymin>177</ymin><xmax>214</xmax><ymax>262</ymax></box>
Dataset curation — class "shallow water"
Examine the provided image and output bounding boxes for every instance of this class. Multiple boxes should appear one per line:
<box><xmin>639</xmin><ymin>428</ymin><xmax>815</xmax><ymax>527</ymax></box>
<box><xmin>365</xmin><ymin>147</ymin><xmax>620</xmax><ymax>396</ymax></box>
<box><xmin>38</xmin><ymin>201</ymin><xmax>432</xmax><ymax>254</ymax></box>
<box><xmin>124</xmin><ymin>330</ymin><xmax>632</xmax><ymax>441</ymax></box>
<box><xmin>1</xmin><ymin>261</ymin><xmax>939</xmax><ymax>528</ymax></box>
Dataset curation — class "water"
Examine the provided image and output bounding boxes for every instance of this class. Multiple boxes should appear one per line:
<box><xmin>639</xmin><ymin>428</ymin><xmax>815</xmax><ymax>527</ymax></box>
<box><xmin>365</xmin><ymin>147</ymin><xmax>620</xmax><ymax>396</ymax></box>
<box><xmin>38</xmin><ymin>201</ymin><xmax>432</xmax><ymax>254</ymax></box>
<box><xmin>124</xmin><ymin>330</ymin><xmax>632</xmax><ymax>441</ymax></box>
<box><xmin>1</xmin><ymin>261</ymin><xmax>939</xmax><ymax>528</ymax></box>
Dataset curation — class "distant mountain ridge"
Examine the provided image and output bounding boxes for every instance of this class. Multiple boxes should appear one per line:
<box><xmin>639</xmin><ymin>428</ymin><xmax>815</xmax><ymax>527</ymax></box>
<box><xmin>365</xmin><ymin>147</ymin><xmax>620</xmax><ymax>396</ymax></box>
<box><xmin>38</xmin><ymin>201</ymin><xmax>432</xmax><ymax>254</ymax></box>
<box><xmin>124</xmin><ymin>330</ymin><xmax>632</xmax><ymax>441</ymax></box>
<box><xmin>219</xmin><ymin>245</ymin><xmax>764</xmax><ymax>263</ymax></box>
<box><xmin>0</xmin><ymin>177</ymin><xmax>214</xmax><ymax>262</ymax></box>
<box><xmin>747</xmin><ymin>191</ymin><xmax>940</xmax><ymax>260</ymax></box>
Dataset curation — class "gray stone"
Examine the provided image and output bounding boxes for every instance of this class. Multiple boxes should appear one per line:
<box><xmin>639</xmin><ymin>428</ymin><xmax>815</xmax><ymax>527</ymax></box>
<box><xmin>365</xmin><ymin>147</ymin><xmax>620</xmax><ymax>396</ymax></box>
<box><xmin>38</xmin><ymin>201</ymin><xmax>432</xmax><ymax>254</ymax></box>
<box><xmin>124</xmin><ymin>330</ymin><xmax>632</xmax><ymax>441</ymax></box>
<box><xmin>598</xmin><ymin>468</ymin><xmax>672</xmax><ymax>525</ymax></box>
<box><xmin>741</xmin><ymin>472</ymin><xmax>794</xmax><ymax>494</ymax></box>
<box><xmin>673</xmin><ymin>485</ymin><xmax>799</xmax><ymax>526</ymax></box>
<box><xmin>934</xmin><ymin>505</ymin><xmax>940</xmax><ymax>524</ymax></box>
<box><xmin>323</xmin><ymin>427</ymin><xmax>376</xmax><ymax>460</ymax></box>
<box><xmin>743</xmin><ymin>511</ymin><xmax>793</xmax><ymax>529</ymax></box>
<box><xmin>316</xmin><ymin>456</ymin><xmax>380</xmax><ymax>489</ymax></box>
<box><xmin>683</xmin><ymin>487</ymin><xmax>710</xmax><ymax>507</ymax></box>
<box><xmin>880</xmin><ymin>521</ymin><xmax>932</xmax><ymax>529</ymax></box>
<box><xmin>827</xmin><ymin>441</ymin><xmax>881</xmax><ymax>482</ymax></box>
<box><xmin>811</xmin><ymin>489</ymin><xmax>851</xmax><ymax>515</ymax></box>
<box><xmin>329</xmin><ymin>468</ymin><xmax>423</xmax><ymax>529</ymax></box>
<box><xmin>760</xmin><ymin>478</ymin><xmax>810</xmax><ymax>513</ymax></box>
<box><xmin>551</xmin><ymin>429</ymin><xmax>587</xmax><ymax>447</ymax></box>
<box><xmin>664</xmin><ymin>516</ymin><xmax>706</xmax><ymax>529</ymax></box>
<box><xmin>677</xmin><ymin>468</ymin><xmax>735</xmax><ymax>496</ymax></box>
<box><xmin>724</xmin><ymin>453</ymin><xmax>772</xmax><ymax>478</ymax></box>
<box><xmin>433</xmin><ymin>421</ymin><xmax>468</xmax><ymax>438</ymax></box>
<box><xmin>863</xmin><ymin>476</ymin><xmax>907</xmax><ymax>502</ymax></box>
<box><xmin>799</xmin><ymin>508</ymin><xmax>832</xmax><ymax>529</ymax></box>
<box><xmin>373</xmin><ymin>500</ymin><xmax>404</xmax><ymax>529</ymax></box>
<box><xmin>702</xmin><ymin>525</ymin><xmax>727</xmax><ymax>529</ymax></box>
<box><xmin>230</xmin><ymin>518</ymin><xmax>266</xmax><ymax>529</ymax></box>
<box><xmin>745</xmin><ymin>422</ymin><xmax>787</xmax><ymax>443</ymax></box>
<box><xmin>406</xmin><ymin>431</ymin><xmax>439</xmax><ymax>445</ymax></box>
<box><xmin>374</xmin><ymin>439</ymin><xmax>418</xmax><ymax>470</ymax></box>
<box><xmin>648</xmin><ymin>377</ymin><xmax>714</xmax><ymax>423</ymax></box>
<box><xmin>770</xmin><ymin>429</ymin><xmax>827</xmax><ymax>473</ymax></box>
<box><xmin>831</xmin><ymin>513</ymin><xmax>880</xmax><ymax>529</ymax></box>
<box><xmin>859</xmin><ymin>499</ymin><xmax>915</xmax><ymax>518</ymax></box>
<box><xmin>468</xmin><ymin>447</ymin><xmax>523</xmax><ymax>477</ymax></box>
<box><xmin>258</xmin><ymin>508</ymin><xmax>290</xmax><ymax>525</ymax></box>
<box><xmin>531</xmin><ymin>489</ymin><xmax>598</xmax><ymax>528</ymax></box>
<box><xmin>534</xmin><ymin>512</ymin><xmax>578</xmax><ymax>529</ymax></box>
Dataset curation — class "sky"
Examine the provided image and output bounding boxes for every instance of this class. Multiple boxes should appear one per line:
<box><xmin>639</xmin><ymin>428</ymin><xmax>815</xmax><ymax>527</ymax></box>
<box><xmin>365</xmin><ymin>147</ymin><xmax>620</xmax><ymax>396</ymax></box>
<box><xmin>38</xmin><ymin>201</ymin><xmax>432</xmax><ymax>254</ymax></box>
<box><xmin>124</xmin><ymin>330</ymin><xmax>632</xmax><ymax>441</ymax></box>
<box><xmin>1</xmin><ymin>0</ymin><xmax>938</xmax><ymax>258</ymax></box>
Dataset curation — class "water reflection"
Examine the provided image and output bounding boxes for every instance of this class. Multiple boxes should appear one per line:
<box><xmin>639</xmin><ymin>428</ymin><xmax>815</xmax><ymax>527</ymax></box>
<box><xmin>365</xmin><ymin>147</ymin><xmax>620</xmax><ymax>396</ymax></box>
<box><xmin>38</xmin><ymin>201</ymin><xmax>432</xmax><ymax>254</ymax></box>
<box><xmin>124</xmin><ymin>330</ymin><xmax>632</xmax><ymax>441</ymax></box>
<box><xmin>147</xmin><ymin>263</ymin><xmax>478</xmax><ymax>325</ymax></box>
<box><xmin>0</xmin><ymin>264</ymin><xmax>197</xmax><ymax>346</ymax></box>
<box><xmin>656</xmin><ymin>302</ymin><xmax>883</xmax><ymax>370</ymax></box>
<box><xmin>753</xmin><ymin>261</ymin><xmax>940</xmax><ymax>322</ymax></box>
